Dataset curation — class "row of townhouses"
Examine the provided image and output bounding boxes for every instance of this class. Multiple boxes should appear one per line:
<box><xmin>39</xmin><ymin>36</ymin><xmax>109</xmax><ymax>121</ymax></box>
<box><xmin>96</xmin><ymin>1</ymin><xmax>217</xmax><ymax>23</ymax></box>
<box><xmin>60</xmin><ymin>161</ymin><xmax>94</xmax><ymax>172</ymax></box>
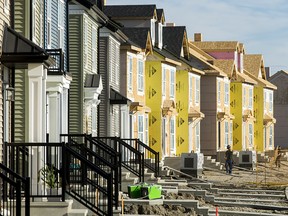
<box><xmin>0</xmin><ymin>0</ymin><xmax>277</xmax><ymax>215</ymax></box>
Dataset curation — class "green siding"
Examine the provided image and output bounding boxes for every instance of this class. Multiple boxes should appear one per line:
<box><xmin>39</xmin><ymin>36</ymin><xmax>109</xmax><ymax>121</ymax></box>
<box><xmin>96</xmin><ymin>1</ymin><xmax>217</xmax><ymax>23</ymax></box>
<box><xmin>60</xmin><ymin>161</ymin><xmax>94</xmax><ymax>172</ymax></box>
<box><xmin>14</xmin><ymin>0</ymin><xmax>27</xmax><ymax>35</ymax></box>
<box><xmin>14</xmin><ymin>70</ymin><xmax>26</xmax><ymax>142</ymax></box>
<box><xmin>69</xmin><ymin>15</ymin><xmax>83</xmax><ymax>134</ymax></box>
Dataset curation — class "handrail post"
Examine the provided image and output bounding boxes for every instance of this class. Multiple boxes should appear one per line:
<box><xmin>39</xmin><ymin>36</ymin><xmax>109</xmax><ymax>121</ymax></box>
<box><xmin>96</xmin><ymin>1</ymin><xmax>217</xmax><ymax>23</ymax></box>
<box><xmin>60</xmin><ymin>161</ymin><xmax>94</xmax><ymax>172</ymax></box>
<box><xmin>16</xmin><ymin>179</ymin><xmax>21</xmax><ymax>216</ymax></box>
<box><xmin>25</xmin><ymin>177</ymin><xmax>30</xmax><ymax>216</ymax></box>
<box><xmin>61</xmin><ymin>142</ymin><xmax>66</xmax><ymax>202</ymax></box>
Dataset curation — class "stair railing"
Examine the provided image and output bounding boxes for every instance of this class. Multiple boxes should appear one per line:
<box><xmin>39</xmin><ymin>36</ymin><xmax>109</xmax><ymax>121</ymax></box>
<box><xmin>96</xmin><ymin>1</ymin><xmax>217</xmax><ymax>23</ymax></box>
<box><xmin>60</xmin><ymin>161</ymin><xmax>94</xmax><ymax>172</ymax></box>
<box><xmin>122</xmin><ymin>139</ymin><xmax>160</xmax><ymax>177</ymax></box>
<box><xmin>0</xmin><ymin>163</ymin><xmax>30</xmax><ymax>216</ymax></box>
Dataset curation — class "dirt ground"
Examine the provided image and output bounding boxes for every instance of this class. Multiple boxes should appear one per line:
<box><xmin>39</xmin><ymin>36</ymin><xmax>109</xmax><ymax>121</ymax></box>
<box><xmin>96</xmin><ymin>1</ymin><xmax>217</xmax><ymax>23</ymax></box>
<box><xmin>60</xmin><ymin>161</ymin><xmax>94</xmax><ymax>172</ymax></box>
<box><xmin>124</xmin><ymin>160</ymin><xmax>288</xmax><ymax>215</ymax></box>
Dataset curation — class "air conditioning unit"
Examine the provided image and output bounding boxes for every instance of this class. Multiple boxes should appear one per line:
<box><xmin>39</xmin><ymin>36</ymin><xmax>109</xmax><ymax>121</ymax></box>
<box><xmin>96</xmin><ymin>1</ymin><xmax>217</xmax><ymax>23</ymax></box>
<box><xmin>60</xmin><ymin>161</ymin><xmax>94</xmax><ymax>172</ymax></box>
<box><xmin>180</xmin><ymin>153</ymin><xmax>203</xmax><ymax>177</ymax></box>
<box><xmin>239</xmin><ymin>151</ymin><xmax>256</xmax><ymax>169</ymax></box>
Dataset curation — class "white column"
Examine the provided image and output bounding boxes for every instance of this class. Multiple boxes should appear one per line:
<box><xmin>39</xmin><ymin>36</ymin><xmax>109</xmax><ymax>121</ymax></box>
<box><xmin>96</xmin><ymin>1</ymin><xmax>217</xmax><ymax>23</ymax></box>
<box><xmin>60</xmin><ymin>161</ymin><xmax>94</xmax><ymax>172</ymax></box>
<box><xmin>28</xmin><ymin>63</ymin><xmax>47</xmax><ymax>142</ymax></box>
<box><xmin>28</xmin><ymin>63</ymin><xmax>47</xmax><ymax>197</ymax></box>
<box><xmin>48</xmin><ymin>92</ymin><xmax>60</xmax><ymax>142</ymax></box>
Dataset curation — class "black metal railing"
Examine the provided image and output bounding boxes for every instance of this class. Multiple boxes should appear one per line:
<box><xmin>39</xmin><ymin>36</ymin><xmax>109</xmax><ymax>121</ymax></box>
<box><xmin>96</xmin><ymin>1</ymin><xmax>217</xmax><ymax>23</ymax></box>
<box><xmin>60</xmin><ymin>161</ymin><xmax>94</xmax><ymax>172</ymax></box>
<box><xmin>122</xmin><ymin>139</ymin><xmax>160</xmax><ymax>177</ymax></box>
<box><xmin>46</xmin><ymin>49</ymin><xmax>65</xmax><ymax>75</ymax></box>
<box><xmin>0</xmin><ymin>163</ymin><xmax>30</xmax><ymax>216</ymax></box>
<box><xmin>63</xmin><ymin>144</ymin><xmax>113</xmax><ymax>216</ymax></box>
<box><xmin>93</xmin><ymin>137</ymin><xmax>145</xmax><ymax>183</ymax></box>
<box><xmin>60</xmin><ymin>134</ymin><xmax>120</xmax><ymax>207</ymax></box>
<box><xmin>4</xmin><ymin>142</ymin><xmax>65</xmax><ymax>201</ymax></box>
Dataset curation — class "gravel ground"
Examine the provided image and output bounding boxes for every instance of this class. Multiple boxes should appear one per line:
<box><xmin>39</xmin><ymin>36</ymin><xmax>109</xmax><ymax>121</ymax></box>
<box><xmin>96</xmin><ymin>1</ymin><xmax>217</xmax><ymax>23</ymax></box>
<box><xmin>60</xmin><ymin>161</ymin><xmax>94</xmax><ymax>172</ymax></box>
<box><xmin>124</xmin><ymin>161</ymin><xmax>288</xmax><ymax>215</ymax></box>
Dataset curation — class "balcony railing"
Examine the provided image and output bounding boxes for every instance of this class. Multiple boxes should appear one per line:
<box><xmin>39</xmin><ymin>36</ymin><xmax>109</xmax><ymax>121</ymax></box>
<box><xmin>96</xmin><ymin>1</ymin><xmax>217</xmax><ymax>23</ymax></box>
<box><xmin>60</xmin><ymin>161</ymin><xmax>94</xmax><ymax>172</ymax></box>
<box><xmin>46</xmin><ymin>49</ymin><xmax>65</xmax><ymax>75</ymax></box>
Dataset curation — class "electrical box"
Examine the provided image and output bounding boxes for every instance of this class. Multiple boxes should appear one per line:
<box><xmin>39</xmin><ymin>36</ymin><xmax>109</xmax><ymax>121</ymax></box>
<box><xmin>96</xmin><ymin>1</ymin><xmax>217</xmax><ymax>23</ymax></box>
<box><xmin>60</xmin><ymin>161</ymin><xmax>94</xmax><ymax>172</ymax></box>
<box><xmin>180</xmin><ymin>152</ymin><xmax>204</xmax><ymax>177</ymax></box>
<box><xmin>239</xmin><ymin>151</ymin><xmax>256</xmax><ymax>169</ymax></box>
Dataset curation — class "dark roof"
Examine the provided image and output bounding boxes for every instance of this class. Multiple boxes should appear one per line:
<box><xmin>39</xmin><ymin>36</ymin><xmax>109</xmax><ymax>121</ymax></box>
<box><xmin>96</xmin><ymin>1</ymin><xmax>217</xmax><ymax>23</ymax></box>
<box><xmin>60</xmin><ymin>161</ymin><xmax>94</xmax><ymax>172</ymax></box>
<box><xmin>1</xmin><ymin>26</ymin><xmax>55</xmax><ymax>69</ymax></box>
<box><xmin>163</xmin><ymin>26</ymin><xmax>186</xmax><ymax>58</ymax></box>
<box><xmin>156</xmin><ymin>9</ymin><xmax>164</xmax><ymax>22</ymax></box>
<box><xmin>153</xmin><ymin>47</ymin><xmax>180</xmax><ymax>63</ymax></box>
<box><xmin>121</xmin><ymin>27</ymin><xmax>150</xmax><ymax>49</ymax></box>
<box><xmin>104</xmin><ymin>5</ymin><xmax>156</xmax><ymax>18</ymax></box>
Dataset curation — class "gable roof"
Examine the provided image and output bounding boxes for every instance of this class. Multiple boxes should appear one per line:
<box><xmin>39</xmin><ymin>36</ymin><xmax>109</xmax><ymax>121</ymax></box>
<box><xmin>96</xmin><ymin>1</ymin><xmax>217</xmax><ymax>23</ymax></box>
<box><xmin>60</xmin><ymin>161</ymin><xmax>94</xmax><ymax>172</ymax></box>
<box><xmin>103</xmin><ymin>5</ymin><xmax>157</xmax><ymax>19</ymax></box>
<box><xmin>268</xmin><ymin>70</ymin><xmax>288</xmax><ymax>81</ymax></box>
<box><xmin>163</xmin><ymin>26</ymin><xmax>188</xmax><ymax>58</ymax></box>
<box><xmin>191</xmin><ymin>41</ymin><xmax>240</xmax><ymax>52</ymax></box>
<box><xmin>121</xmin><ymin>27</ymin><xmax>152</xmax><ymax>53</ymax></box>
<box><xmin>244</xmin><ymin>69</ymin><xmax>276</xmax><ymax>90</ymax></box>
<box><xmin>243</xmin><ymin>54</ymin><xmax>265</xmax><ymax>78</ymax></box>
<box><xmin>156</xmin><ymin>9</ymin><xmax>165</xmax><ymax>23</ymax></box>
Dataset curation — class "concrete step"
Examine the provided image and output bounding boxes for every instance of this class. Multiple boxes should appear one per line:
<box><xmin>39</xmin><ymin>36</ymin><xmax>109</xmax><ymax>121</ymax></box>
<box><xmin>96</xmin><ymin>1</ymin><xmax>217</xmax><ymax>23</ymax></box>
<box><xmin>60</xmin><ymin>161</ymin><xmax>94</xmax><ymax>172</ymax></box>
<box><xmin>67</xmin><ymin>209</ymin><xmax>88</xmax><ymax>216</ymax></box>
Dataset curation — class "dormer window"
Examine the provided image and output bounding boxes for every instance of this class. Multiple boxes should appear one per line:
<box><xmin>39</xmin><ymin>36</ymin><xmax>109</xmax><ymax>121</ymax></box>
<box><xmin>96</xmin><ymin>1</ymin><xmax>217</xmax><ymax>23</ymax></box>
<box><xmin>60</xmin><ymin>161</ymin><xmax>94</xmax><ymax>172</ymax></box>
<box><xmin>150</xmin><ymin>19</ymin><xmax>156</xmax><ymax>45</ymax></box>
<box><xmin>158</xmin><ymin>23</ymin><xmax>163</xmax><ymax>49</ymax></box>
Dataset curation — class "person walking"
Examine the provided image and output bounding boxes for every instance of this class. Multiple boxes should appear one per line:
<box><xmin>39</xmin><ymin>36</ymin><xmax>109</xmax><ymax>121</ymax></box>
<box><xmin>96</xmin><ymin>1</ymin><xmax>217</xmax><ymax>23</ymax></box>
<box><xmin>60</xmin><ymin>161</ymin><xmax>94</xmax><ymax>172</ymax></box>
<box><xmin>225</xmin><ymin>145</ymin><xmax>233</xmax><ymax>174</ymax></box>
<box><xmin>275</xmin><ymin>146</ymin><xmax>282</xmax><ymax>168</ymax></box>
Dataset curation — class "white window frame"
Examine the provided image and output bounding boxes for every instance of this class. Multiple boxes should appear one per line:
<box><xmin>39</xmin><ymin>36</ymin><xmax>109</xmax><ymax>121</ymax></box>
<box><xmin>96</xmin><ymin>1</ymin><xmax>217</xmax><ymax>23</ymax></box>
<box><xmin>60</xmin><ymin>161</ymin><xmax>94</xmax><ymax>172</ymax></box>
<box><xmin>269</xmin><ymin>125</ymin><xmax>273</xmax><ymax>147</ymax></box>
<box><xmin>170</xmin><ymin>68</ymin><xmax>175</xmax><ymax>99</ymax></box>
<box><xmin>92</xmin><ymin>26</ymin><xmax>97</xmax><ymax>72</ymax></box>
<box><xmin>127</xmin><ymin>55</ymin><xmax>133</xmax><ymax>92</ymax></box>
<box><xmin>195</xmin><ymin>122</ymin><xmax>200</xmax><ymax>152</ymax></box>
<box><xmin>32</xmin><ymin>0</ymin><xmax>36</xmax><ymax>43</ymax></box>
<box><xmin>248</xmin><ymin>87</ymin><xmax>253</xmax><ymax>108</ymax></box>
<box><xmin>145</xmin><ymin>114</ymin><xmax>149</xmax><ymax>145</ymax></box>
<box><xmin>47</xmin><ymin>0</ymin><xmax>52</xmax><ymax>48</ymax></box>
<box><xmin>58</xmin><ymin>0</ymin><xmax>65</xmax><ymax>49</ymax></box>
<box><xmin>158</xmin><ymin>23</ymin><xmax>163</xmax><ymax>48</ymax></box>
<box><xmin>4</xmin><ymin>0</ymin><xmax>9</xmax><ymax>13</ymax></box>
<box><xmin>162</xmin><ymin>67</ymin><xmax>166</xmax><ymax>98</ymax></box>
<box><xmin>189</xmin><ymin>74</ymin><xmax>193</xmax><ymax>103</ymax></box>
<box><xmin>138</xmin><ymin>115</ymin><xmax>144</xmax><ymax>142</ymax></box>
<box><xmin>225</xmin><ymin>121</ymin><xmax>229</xmax><ymax>147</ymax></box>
<box><xmin>217</xmin><ymin>80</ymin><xmax>221</xmax><ymax>104</ymax></box>
<box><xmin>230</xmin><ymin>122</ymin><xmax>233</xmax><ymax>146</ymax></box>
<box><xmin>269</xmin><ymin>91</ymin><xmax>273</xmax><ymax>112</ymax></box>
<box><xmin>150</xmin><ymin>19</ymin><xmax>156</xmax><ymax>45</ymax></box>
<box><xmin>83</xmin><ymin>19</ymin><xmax>88</xmax><ymax>69</ymax></box>
<box><xmin>137</xmin><ymin>59</ymin><xmax>144</xmax><ymax>93</ymax></box>
<box><xmin>115</xmin><ymin>44</ymin><xmax>120</xmax><ymax>85</ymax></box>
<box><xmin>195</xmin><ymin>77</ymin><xmax>200</xmax><ymax>104</ymax></box>
<box><xmin>170</xmin><ymin>117</ymin><xmax>175</xmax><ymax>152</ymax></box>
<box><xmin>249</xmin><ymin>123</ymin><xmax>253</xmax><ymax>147</ymax></box>
<box><xmin>243</xmin><ymin>87</ymin><xmax>246</xmax><ymax>108</ymax></box>
<box><xmin>224</xmin><ymin>82</ymin><xmax>229</xmax><ymax>105</ymax></box>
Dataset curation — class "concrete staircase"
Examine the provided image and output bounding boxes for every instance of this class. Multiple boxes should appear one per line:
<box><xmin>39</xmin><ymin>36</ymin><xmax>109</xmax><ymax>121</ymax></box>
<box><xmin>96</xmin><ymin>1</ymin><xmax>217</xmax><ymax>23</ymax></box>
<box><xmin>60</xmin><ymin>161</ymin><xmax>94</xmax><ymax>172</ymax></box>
<box><xmin>204</xmin><ymin>156</ymin><xmax>223</xmax><ymax>170</ymax></box>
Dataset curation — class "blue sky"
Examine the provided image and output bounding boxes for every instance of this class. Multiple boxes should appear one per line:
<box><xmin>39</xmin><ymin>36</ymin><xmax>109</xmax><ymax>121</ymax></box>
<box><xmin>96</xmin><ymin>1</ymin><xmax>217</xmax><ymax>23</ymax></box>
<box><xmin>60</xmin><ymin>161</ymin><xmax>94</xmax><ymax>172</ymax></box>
<box><xmin>106</xmin><ymin>0</ymin><xmax>288</xmax><ymax>75</ymax></box>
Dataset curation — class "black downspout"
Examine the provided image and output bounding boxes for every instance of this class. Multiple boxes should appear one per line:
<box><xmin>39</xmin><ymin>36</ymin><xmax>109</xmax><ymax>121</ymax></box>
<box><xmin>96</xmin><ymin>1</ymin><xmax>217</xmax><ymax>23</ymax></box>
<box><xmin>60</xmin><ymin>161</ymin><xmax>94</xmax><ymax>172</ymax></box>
<box><xmin>29</xmin><ymin>0</ymin><xmax>33</xmax><ymax>40</ymax></box>
<box><xmin>67</xmin><ymin>0</ymin><xmax>70</xmax><ymax>134</ymax></box>
<box><xmin>11</xmin><ymin>0</ymin><xmax>15</xmax><ymax>143</ymax></box>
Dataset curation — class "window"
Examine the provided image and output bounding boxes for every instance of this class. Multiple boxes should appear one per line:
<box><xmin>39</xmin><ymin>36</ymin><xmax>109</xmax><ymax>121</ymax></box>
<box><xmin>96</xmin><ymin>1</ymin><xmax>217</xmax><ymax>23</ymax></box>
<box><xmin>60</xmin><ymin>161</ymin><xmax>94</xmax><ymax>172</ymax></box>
<box><xmin>217</xmin><ymin>80</ymin><xmax>221</xmax><ymax>104</ymax></box>
<box><xmin>189</xmin><ymin>74</ymin><xmax>193</xmax><ymax>103</ymax></box>
<box><xmin>138</xmin><ymin>115</ymin><xmax>144</xmax><ymax>142</ymax></box>
<box><xmin>128</xmin><ymin>56</ymin><xmax>133</xmax><ymax>91</ymax></box>
<box><xmin>158</xmin><ymin>23</ymin><xmax>163</xmax><ymax>48</ymax></box>
<box><xmin>137</xmin><ymin>59</ymin><xmax>144</xmax><ymax>92</ymax></box>
<box><xmin>145</xmin><ymin>115</ymin><xmax>149</xmax><ymax>144</ymax></box>
<box><xmin>83</xmin><ymin>19</ymin><xmax>88</xmax><ymax>68</ymax></box>
<box><xmin>243</xmin><ymin>88</ymin><xmax>246</xmax><ymax>107</ymax></box>
<box><xmin>264</xmin><ymin>91</ymin><xmax>267</xmax><ymax>111</ymax></box>
<box><xmin>47</xmin><ymin>0</ymin><xmax>52</xmax><ymax>47</ymax></box>
<box><xmin>92</xmin><ymin>27</ymin><xmax>97</xmax><ymax>72</ymax></box>
<box><xmin>170</xmin><ymin>117</ymin><xmax>175</xmax><ymax>151</ymax></box>
<box><xmin>58</xmin><ymin>0</ymin><xmax>65</xmax><ymax>48</ymax></box>
<box><xmin>230</xmin><ymin>122</ymin><xmax>233</xmax><ymax>146</ymax></box>
<box><xmin>225</xmin><ymin>121</ymin><xmax>229</xmax><ymax>147</ymax></box>
<box><xmin>150</xmin><ymin>19</ymin><xmax>155</xmax><ymax>45</ymax></box>
<box><xmin>162</xmin><ymin>67</ymin><xmax>166</xmax><ymax>97</ymax></box>
<box><xmin>195</xmin><ymin>77</ymin><xmax>200</xmax><ymax>104</ymax></box>
<box><xmin>269</xmin><ymin>126</ymin><xmax>273</xmax><ymax>147</ymax></box>
<box><xmin>269</xmin><ymin>92</ymin><xmax>273</xmax><ymax>111</ymax></box>
<box><xmin>170</xmin><ymin>68</ymin><xmax>175</xmax><ymax>98</ymax></box>
<box><xmin>248</xmin><ymin>88</ymin><xmax>253</xmax><ymax>108</ymax></box>
<box><xmin>249</xmin><ymin>123</ymin><xmax>253</xmax><ymax>146</ymax></box>
<box><xmin>195</xmin><ymin>122</ymin><xmax>200</xmax><ymax>151</ymax></box>
<box><xmin>32</xmin><ymin>0</ymin><xmax>36</xmax><ymax>42</ymax></box>
<box><xmin>224</xmin><ymin>83</ymin><xmax>229</xmax><ymax>105</ymax></box>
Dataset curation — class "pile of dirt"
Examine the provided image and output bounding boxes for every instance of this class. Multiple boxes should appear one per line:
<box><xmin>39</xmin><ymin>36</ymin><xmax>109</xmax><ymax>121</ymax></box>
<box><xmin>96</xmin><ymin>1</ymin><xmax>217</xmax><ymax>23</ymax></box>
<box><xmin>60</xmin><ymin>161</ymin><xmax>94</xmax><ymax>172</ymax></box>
<box><xmin>124</xmin><ymin>204</ymin><xmax>196</xmax><ymax>215</ymax></box>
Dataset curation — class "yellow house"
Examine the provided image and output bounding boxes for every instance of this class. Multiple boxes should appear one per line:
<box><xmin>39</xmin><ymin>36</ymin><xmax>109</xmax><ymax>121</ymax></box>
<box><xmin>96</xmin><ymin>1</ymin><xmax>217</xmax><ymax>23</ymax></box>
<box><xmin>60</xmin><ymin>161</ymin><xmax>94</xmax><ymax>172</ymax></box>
<box><xmin>243</xmin><ymin>54</ymin><xmax>277</xmax><ymax>152</ymax></box>
<box><xmin>146</xmin><ymin>49</ymin><xmax>180</xmax><ymax>158</ymax></box>
<box><xmin>120</xmin><ymin>28</ymin><xmax>153</xmax><ymax>142</ymax></box>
